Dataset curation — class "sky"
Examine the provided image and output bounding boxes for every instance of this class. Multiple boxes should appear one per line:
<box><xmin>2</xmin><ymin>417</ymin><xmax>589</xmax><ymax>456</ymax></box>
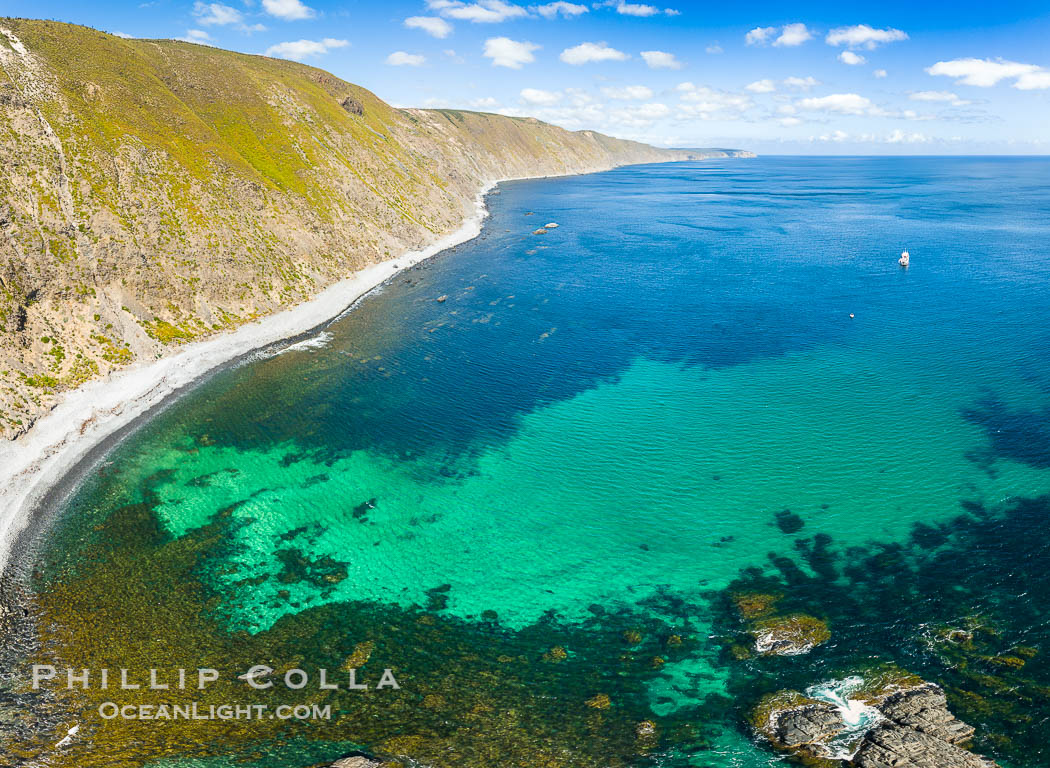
<box><xmin>7</xmin><ymin>0</ymin><xmax>1050</xmax><ymax>154</ymax></box>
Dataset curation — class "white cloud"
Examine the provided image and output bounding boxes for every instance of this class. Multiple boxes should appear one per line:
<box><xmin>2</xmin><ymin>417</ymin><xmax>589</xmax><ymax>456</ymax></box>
<box><xmin>640</xmin><ymin>50</ymin><xmax>681</xmax><ymax>69</ymax></box>
<box><xmin>193</xmin><ymin>2</ymin><xmax>242</xmax><ymax>25</ymax></box>
<box><xmin>112</xmin><ymin>30</ymin><xmax>134</xmax><ymax>38</ymax></box>
<box><xmin>839</xmin><ymin>51</ymin><xmax>866</xmax><ymax>66</ymax></box>
<box><xmin>910</xmin><ymin>90</ymin><xmax>969</xmax><ymax>106</ymax></box>
<box><xmin>784</xmin><ymin>76</ymin><xmax>819</xmax><ymax>90</ymax></box>
<box><xmin>405</xmin><ymin>16</ymin><xmax>453</xmax><ymax>38</ymax></box>
<box><xmin>780</xmin><ymin>116</ymin><xmax>802</xmax><ymax>126</ymax></box>
<box><xmin>601</xmin><ymin>85</ymin><xmax>654</xmax><ymax>99</ymax></box>
<box><xmin>1015</xmin><ymin>70</ymin><xmax>1050</xmax><ymax>90</ymax></box>
<box><xmin>612</xmin><ymin>1</ymin><xmax>659</xmax><ymax>15</ymax></box>
<box><xmin>594</xmin><ymin>0</ymin><xmax>677</xmax><ymax>15</ymax></box>
<box><xmin>747</xmin><ymin>23</ymin><xmax>811</xmax><ymax>47</ymax></box>
<box><xmin>535</xmin><ymin>1</ymin><xmax>588</xmax><ymax>17</ymax></box>
<box><xmin>560</xmin><ymin>41</ymin><xmax>629</xmax><ymax>65</ymax></box>
<box><xmin>610</xmin><ymin>102</ymin><xmax>671</xmax><ymax>126</ymax></box>
<box><xmin>520</xmin><ymin>88</ymin><xmax>563</xmax><ymax>104</ymax></box>
<box><xmin>774</xmin><ymin>23</ymin><xmax>812</xmax><ymax>47</ymax></box>
<box><xmin>886</xmin><ymin>129</ymin><xmax>929</xmax><ymax>143</ymax></box>
<box><xmin>874</xmin><ymin>69</ymin><xmax>887</xmax><ymax>78</ymax></box>
<box><xmin>429</xmin><ymin>0</ymin><xmax>528</xmax><ymax>22</ymax></box>
<box><xmin>265</xmin><ymin>37</ymin><xmax>347</xmax><ymax>60</ymax></box>
<box><xmin>797</xmin><ymin>92</ymin><xmax>873</xmax><ymax>115</ymax></box>
<box><xmin>815</xmin><ymin>129</ymin><xmax>850</xmax><ymax>142</ymax></box>
<box><xmin>676</xmin><ymin>83</ymin><xmax>754</xmax><ymax>120</ymax></box>
<box><xmin>705</xmin><ymin>44</ymin><xmax>723</xmax><ymax>54</ymax></box>
<box><xmin>825</xmin><ymin>25</ymin><xmax>908</xmax><ymax>49</ymax></box>
<box><xmin>745</xmin><ymin>79</ymin><xmax>776</xmax><ymax>93</ymax></box>
<box><xmin>926</xmin><ymin>58</ymin><xmax>1040</xmax><ymax>87</ymax></box>
<box><xmin>469</xmin><ymin>96</ymin><xmax>500</xmax><ymax>108</ymax></box>
<box><xmin>177</xmin><ymin>28</ymin><xmax>212</xmax><ymax>43</ymax></box>
<box><xmin>483</xmin><ymin>36</ymin><xmax>540</xmax><ymax>68</ymax></box>
<box><xmin>386</xmin><ymin>51</ymin><xmax>426</xmax><ymax>66</ymax></box>
<box><xmin>262</xmin><ymin>0</ymin><xmax>315</xmax><ymax>20</ymax></box>
<box><xmin>745</xmin><ymin>26</ymin><xmax>775</xmax><ymax>45</ymax></box>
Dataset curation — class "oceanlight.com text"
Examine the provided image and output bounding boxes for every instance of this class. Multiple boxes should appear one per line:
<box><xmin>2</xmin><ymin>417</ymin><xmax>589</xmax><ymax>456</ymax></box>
<box><xmin>98</xmin><ymin>702</ymin><xmax>333</xmax><ymax>721</ymax></box>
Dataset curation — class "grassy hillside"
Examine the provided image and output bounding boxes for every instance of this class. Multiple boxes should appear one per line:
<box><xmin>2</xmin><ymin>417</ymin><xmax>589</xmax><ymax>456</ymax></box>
<box><xmin>0</xmin><ymin>19</ymin><xmax>744</xmax><ymax>438</ymax></box>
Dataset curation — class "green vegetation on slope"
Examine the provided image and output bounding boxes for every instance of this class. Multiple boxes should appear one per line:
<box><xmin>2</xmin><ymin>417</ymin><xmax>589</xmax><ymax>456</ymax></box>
<box><xmin>0</xmin><ymin>18</ymin><xmax>739</xmax><ymax>438</ymax></box>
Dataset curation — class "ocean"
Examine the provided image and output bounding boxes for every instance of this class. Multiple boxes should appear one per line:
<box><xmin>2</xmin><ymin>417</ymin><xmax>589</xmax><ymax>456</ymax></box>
<box><xmin>4</xmin><ymin>156</ymin><xmax>1050</xmax><ymax>767</ymax></box>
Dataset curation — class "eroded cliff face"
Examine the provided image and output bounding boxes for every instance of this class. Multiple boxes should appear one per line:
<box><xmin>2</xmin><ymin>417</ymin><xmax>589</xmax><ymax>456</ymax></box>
<box><xmin>0</xmin><ymin>19</ymin><xmax>748</xmax><ymax>438</ymax></box>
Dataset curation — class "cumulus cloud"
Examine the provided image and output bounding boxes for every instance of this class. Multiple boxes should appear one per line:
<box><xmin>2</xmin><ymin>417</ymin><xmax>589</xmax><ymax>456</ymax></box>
<box><xmin>1016</xmin><ymin>71</ymin><xmax>1050</xmax><ymax>90</ymax></box>
<box><xmin>745</xmin><ymin>26</ymin><xmax>775</xmax><ymax>45</ymax></box>
<box><xmin>595</xmin><ymin>0</ymin><xmax>678</xmax><ymax>16</ymax></box>
<box><xmin>469</xmin><ymin>96</ymin><xmax>500</xmax><ymax>108</ymax></box>
<box><xmin>797</xmin><ymin>92</ymin><xmax>873</xmax><ymax>115</ymax></box>
<box><xmin>780</xmin><ymin>116</ymin><xmax>802</xmax><ymax>126</ymax></box>
<box><xmin>640</xmin><ymin>50</ymin><xmax>681</xmax><ymax>69</ymax></box>
<box><xmin>706</xmin><ymin>44</ymin><xmax>723</xmax><ymax>54</ymax></box>
<box><xmin>885</xmin><ymin>129</ymin><xmax>929</xmax><ymax>143</ymax></box>
<box><xmin>386</xmin><ymin>51</ymin><xmax>426</xmax><ymax>66</ymax></box>
<box><xmin>521</xmin><ymin>87</ymin><xmax>563</xmax><ymax>104</ymax></box>
<box><xmin>813</xmin><ymin>129</ymin><xmax>850</xmax><ymax>142</ymax></box>
<box><xmin>112</xmin><ymin>30</ymin><xmax>134</xmax><ymax>38</ymax></box>
<box><xmin>825</xmin><ymin>25</ymin><xmax>908</xmax><ymax>49</ymax></box>
<box><xmin>910</xmin><ymin>90</ymin><xmax>970</xmax><ymax>106</ymax></box>
<box><xmin>560</xmin><ymin>42</ymin><xmax>629</xmax><ymax>65</ymax></box>
<box><xmin>783</xmin><ymin>76</ymin><xmax>819</xmax><ymax>89</ymax></box>
<box><xmin>405</xmin><ymin>16</ymin><xmax>453</xmax><ymax>38</ymax></box>
<box><xmin>774</xmin><ymin>23</ymin><xmax>812</xmax><ymax>47</ymax></box>
<box><xmin>676</xmin><ymin>83</ymin><xmax>754</xmax><ymax>120</ymax></box>
<box><xmin>874</xmin><ymin>69</ymin><xmax>887</xmax><ymax>78</ymax></box>
<box><xmin>193</xmin><ymin>2</ymin><xmax>242</xmax><ymax>25</ymax></box>
<box><xmin>177</xmin><ymin>28</ymin><xmax>212</xmax><ymax>43</ymax></box>
<box><xmin>428</xmin><ymin>0</ymin><xmax>528</xmax><ymax>22</ymax></box>
<box><xmin>483</xmin><ymin>36</ymin><xmax>540</xmax><ymax>68</ymax></box>
<box><xmin>262</xmin><ymin>0</ymin><xmax>315</xmax><ymax>20</ymax></box>
<box><xmin>747</xmin><ymin>23</ymin><xmax>811</xmax><ymax>47</ymax></box>
<box><xmin>265</xmin><ymin>37</ymin><xmax>347</xmax><ymax>60</ymax></box>
<box><xmin>535</xmin><ymin>1</ymin><xmax>588</xmax><ymax>17</ymax></box>
<box><xmin>926</xmin><ymin>58</ymin><xmax>1042</xmax><ymax>88</ymax></box>
<box><xmin>745</xmin><ymin>79</ymin><xmax>776</xmax><ymax>93</ymax></box>
<box><xmin>839</xmin><ymin>51</ymin><xmax>866</xmax><ymax>65</ymax></box>
<box><xmin>609</xmin><ymin>102</ymin><xmax>671</xmax><ymax>126</ymax></box>
<box><xmin>601</xmin><ymin>85</ymin><xmax>654</xmax><ymax>99</ymax></box>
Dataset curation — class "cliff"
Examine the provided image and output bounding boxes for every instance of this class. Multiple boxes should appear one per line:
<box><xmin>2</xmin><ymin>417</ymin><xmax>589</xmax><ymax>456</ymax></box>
<box><xmin>0</xmin><ymin>18</ymin><xmax>750</xmax><ymax>438</ymax></box>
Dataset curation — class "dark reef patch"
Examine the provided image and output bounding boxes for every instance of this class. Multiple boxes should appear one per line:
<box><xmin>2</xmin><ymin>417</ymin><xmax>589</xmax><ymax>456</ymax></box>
<box><xmin>712</xmin><ymin>494</ymin><xmax>1050</xmax><ymax>767</ymax></box>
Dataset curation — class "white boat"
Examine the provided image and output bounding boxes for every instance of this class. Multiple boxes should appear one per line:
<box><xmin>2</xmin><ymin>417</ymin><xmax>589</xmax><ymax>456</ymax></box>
<box><xmin>899</xmin><ymin>250</ymin><xmax>910</xmax><ymax>267</ymax></box>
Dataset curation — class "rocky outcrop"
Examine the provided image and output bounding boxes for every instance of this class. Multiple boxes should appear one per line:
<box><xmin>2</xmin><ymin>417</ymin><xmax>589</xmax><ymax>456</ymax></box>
<box><xmin>0</xmin><ymin>18</ymin><xmax>752</xmax><ymax>438</ymax></box>
<box><xmin>852</xmin><ymin>685</ymin><xmax>994</xmax><ymax>768</ymax></box>
<box><xmin>325</xmin><ymin>757</ymin><xmax>386</xmax><ymax>768</ymax></box>
<box><xmin>772</xmin><ymin>701</ymin><xmax>844</xmax><ymax>747</ymax></box>
<box><xmin>753</xmin><ymin>680</ymin><xmax>998</xmax><ymax>768</ymax></box>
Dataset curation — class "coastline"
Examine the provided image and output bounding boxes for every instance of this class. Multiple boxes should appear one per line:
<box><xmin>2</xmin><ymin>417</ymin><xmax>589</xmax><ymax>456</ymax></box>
<box><xmin>0</xmin><ymin>161</ymin><xmax>681</xmax><ymax>578</ymax></box>
<box><xmin>0</xmin><ymin>177</ymin><xmax>498</xmax><ymax>577</ymax></box>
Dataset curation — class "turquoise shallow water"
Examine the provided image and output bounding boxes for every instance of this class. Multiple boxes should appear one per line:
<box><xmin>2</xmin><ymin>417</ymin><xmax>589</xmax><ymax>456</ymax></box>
<box><xmin>10</xmin><ymin>157</ymin><xmax>1050</xmax><ymax>767</ymax></box>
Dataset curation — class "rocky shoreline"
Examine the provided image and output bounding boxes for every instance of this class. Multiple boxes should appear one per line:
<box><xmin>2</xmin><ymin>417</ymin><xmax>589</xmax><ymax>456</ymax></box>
<box><xmin>757</xmin><ymin>679</ymin><xmax>997</xmax><ymax>768</ymax></box>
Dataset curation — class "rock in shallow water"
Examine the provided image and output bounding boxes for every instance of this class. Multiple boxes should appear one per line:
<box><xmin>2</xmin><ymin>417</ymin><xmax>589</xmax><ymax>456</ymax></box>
<box><xmin>852</xmin><ymin>685</ymin><xmax>993</xmax><ymax>768</ymax></box>
<box><xmin>753</xmin><ymin>680</ymin><xmax>998</xmax><ymax>768</ymax></box>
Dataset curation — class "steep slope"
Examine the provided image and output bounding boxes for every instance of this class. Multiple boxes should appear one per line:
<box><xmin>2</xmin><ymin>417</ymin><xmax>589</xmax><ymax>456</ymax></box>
<box><xmin>0</xmin><ymin>19</ymin><xmax>748</xmax><ymax>437</ymax></box>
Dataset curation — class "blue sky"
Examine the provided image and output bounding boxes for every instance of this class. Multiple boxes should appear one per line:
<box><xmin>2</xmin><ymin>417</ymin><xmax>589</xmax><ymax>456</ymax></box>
<box><xmin>8</xmin><ymin>0</ymin><xmax>1050</xmax><ymax>153</ymax></box>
